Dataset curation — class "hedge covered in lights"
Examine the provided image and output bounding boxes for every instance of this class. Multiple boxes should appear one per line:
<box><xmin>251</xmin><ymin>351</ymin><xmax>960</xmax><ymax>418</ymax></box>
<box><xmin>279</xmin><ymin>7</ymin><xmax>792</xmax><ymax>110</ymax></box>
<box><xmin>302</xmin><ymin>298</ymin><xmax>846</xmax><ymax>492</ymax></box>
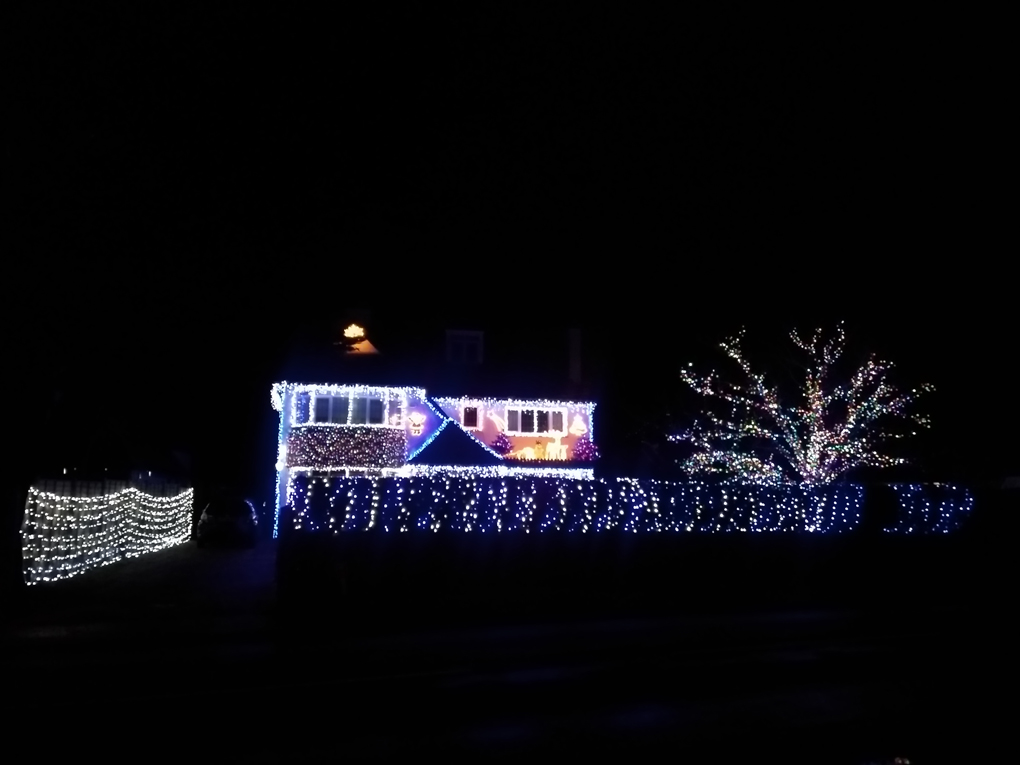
<box><xmin>288</xmin><ymin>474</ymin><xmax>865</xmax><ymax>534</ymax></box>
<box><xmin>286</xmin><ymin>425</ymin><xmax>407</xmax><ymax>469</ymax></box>
<box><xmin>21</xmin><ymin>486</ymin><xmax>194</xmax><ymax>584</ymax></box>
<box><xmin>285</xmin><ymin>475</ymin><xmax>974</xmax><ymax>536</ymax></box>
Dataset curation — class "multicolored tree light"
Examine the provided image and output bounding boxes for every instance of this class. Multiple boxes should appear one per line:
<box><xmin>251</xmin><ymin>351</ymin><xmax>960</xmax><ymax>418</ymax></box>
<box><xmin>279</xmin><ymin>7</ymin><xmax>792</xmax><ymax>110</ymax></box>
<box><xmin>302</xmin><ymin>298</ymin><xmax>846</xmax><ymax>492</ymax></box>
<box><xmin>675</xmin><ymin>323</ymin><xmax>933</xmax><ymax>485</ymax></box>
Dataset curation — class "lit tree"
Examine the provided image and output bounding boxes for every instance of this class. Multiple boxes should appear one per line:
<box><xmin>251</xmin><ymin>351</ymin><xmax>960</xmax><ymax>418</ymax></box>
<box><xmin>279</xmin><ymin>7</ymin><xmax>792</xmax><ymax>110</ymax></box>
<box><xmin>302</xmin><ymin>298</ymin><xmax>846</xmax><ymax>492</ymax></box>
<box><xmin>675</xmin><ymin>323</ymin><xmax>933</xmax><ymax>485</ymax></box>
<box><xmin>572</xmin><ymin>437</ymin><xmax>598</xmax><ymax>462</ymax></box>
<box><xmin>490</xmin><ymin>432</ymin><xmax>513</xmax><ymax>456</ymax></box>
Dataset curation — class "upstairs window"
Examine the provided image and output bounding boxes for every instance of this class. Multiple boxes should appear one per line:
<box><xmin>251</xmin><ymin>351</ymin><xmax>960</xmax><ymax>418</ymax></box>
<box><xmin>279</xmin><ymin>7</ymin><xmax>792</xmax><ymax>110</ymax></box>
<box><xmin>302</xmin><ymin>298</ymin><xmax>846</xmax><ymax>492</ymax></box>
<box><xmin>311</xmin><ymin>391</ymin><xmax>393</xmax><ymax>426</ymax></box>
<box><xmin>462</xmin><ymin>406</ymin><xmax>479</xmax><ymax>429</ymax></box>
<box><xmin>504</xmin><ymin>407</ymin><xmax>567</xmax><ymax>435</ymax></box>
<box><xmin>351</xmin><ymin>395</ymin><xmax>385</xmax><ymax>425</ymax></box>
<box><xmin>520</xmin><ymin>409</ymin><xmax>535</xmax><ymax>433</ymax></box>
<box><xmin>446</xmin><ymin>330</ymin><xmax>483</xmax><ymax>364</ymax></box>
<box><xmin>314</xmin><ymin>395</ymin><xmax>349</xmax><ymax>424</ymax></box>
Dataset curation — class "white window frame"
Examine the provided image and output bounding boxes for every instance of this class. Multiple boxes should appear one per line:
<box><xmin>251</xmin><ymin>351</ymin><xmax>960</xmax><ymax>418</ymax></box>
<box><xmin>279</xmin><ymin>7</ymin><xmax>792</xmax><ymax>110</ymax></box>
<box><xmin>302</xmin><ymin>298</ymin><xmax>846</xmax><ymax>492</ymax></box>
<box><xmin>312</xmin><ymin>394</ymin><xmax>349</xmax><ymax>424</ymax></box>
<box><xmin>446</xmin><ymin>330</ymin><xmax>483</xmax><ymax>364</ymax></box>
<box><xmin>309</xmin><ymin>389</ymin><xmax>406</xmax><ymax>428</ymax></box>
<box><xmin>461</xmin><ymin>404</ymin><xmax>482</xmax><ymax>430</ymax></box>
<box><xmin>504</xmin><ymin>406</ymin><xmax>568</xmax><ymax>436</ymax></box>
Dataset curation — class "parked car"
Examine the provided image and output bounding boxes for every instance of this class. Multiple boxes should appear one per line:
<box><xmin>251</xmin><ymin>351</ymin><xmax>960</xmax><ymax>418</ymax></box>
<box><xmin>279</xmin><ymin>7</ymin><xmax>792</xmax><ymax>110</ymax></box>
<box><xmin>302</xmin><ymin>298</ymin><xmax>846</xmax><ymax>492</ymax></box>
<box><xmin>196</xmin><ymin>498</ymin><xmax>259</xmax><ymax>548</ymax></box>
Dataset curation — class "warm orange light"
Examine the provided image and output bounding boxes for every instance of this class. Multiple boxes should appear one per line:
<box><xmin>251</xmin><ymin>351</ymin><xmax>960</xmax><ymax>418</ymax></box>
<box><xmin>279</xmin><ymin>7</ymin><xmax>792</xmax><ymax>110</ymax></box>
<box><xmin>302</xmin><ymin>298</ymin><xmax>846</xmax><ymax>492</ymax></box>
<box><xmin>344</xmin><ymin>323</ymin><xmax>365</xmax><ymax>339</ymax></box>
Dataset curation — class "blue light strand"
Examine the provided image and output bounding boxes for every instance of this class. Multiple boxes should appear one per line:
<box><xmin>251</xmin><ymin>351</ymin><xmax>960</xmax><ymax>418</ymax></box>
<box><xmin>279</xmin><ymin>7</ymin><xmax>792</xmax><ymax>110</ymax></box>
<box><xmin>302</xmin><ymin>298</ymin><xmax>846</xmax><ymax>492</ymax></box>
<box><xmin>423</xmin><ymin>396</ymin><xmax>448</xmax><ymax>422</ymax></box>
<box><xmin>407</xmin><ymin>418</ymin><xmax>451</xmax><ymax>462</ymax></box>
<box><xmin>444</xmin><ymin>415</ymin><xmax>507</xmax><ymax>461</ymax></box>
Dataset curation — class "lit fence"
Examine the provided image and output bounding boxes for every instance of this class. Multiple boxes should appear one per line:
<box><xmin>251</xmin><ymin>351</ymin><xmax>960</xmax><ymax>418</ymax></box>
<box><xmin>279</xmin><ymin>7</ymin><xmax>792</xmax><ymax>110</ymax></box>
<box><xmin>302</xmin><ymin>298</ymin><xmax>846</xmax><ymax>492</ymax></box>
<box><xmin>21</xmin><ymin>485</ymin><xmax>194</xmax><ymax>584</ymax></box>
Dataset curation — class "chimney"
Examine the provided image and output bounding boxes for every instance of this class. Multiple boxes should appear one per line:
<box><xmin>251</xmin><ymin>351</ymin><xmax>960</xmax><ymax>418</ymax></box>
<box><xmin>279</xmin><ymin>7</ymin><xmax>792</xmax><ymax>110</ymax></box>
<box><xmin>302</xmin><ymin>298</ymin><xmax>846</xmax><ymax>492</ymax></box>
<box><xmin>568</xmin><ymin>328</ymin><xmax>583</xmax><ymax>385</ymax></box>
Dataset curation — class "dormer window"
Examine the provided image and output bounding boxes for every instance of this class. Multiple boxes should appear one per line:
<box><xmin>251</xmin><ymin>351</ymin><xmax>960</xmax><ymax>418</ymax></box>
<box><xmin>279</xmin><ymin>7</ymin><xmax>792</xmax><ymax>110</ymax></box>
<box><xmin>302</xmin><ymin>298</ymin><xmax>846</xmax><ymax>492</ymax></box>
<box><xmin>447</xmin><ymin>330</ymin><xmax>483</xmax><ymax>364</ymax></box>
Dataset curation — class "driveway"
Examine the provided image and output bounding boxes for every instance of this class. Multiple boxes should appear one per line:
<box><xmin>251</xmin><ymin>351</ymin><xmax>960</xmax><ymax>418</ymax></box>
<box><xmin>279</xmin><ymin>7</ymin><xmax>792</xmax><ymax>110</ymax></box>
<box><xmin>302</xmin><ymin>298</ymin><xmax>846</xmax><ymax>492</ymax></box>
<box><xmin>3</xmin><ymin>539</ymin><xmax>994</xmax><ymax>762</ymax></box>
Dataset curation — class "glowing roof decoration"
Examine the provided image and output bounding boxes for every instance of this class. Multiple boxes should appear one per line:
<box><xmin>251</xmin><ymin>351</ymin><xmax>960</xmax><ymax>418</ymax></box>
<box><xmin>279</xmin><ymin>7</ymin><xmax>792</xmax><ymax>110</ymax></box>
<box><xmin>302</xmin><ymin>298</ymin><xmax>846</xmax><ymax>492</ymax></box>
<box><xmin>344</xmin><ymin>323</ymin><xmax>365</xmax><ymax>338</ymax></box>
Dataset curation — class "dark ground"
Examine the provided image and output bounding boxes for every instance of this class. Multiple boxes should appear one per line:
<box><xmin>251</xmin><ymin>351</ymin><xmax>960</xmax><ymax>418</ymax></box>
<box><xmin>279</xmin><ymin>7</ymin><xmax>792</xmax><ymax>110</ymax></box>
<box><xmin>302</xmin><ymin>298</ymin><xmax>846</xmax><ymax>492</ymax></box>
<box><xmin>4</xmin><ymin>538</ymin><xmax>1002</xmax><ymax>763</ymax></box>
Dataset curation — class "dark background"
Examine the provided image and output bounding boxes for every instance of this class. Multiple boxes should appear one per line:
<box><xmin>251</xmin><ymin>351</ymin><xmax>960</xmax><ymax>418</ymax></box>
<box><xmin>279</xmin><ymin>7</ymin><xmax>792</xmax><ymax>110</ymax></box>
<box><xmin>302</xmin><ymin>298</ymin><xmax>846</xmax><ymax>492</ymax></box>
<box><xmin>8</xmin><ymin>9</ymin><xmax>1013</xmax><ymax>507</ymax></box>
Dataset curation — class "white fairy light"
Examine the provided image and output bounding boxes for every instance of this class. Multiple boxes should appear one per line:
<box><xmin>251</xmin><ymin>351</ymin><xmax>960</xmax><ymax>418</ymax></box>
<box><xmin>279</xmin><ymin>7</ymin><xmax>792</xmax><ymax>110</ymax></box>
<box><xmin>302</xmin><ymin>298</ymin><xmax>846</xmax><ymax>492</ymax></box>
<box><xmin>677</xmin><ymin>323</ymin><xmax>933</xmax><ymax>485</ymax></box>
<box><xmin>21</xmin><ymin>486</ymin><xmax>193</xmax><ymax>584</ymax></box>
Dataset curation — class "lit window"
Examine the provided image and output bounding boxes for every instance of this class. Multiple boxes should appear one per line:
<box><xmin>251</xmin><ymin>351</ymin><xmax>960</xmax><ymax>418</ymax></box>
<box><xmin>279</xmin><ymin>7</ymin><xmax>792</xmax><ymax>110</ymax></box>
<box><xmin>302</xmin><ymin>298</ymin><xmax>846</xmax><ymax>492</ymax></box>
<box><xmin>504</xmin><ymin>407</ymin><xmax>569</xmax><ymax>436</ymax></box>
<box><xmin>551</xmin><ymin>411</ymin><xmax>564</xmax><ymax>432</ymax></box>
<box><xmin>521</xmin><ymin>410</ymin><xmax>535</xmax><ymax>433</ymax></box>
<box><xmin>536</xmin><ymin>411</ymin><xmax>549</xmax><ymax>433</ymax></box>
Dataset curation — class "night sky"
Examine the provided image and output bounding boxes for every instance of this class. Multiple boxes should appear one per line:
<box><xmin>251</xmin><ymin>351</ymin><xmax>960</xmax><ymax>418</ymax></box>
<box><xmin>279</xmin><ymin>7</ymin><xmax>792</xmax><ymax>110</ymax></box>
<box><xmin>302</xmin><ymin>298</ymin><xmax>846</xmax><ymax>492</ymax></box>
<box><xmin>10</xmin><ymin>9</ymin><xmax>1013</xmax><ymax>498</ymax></box>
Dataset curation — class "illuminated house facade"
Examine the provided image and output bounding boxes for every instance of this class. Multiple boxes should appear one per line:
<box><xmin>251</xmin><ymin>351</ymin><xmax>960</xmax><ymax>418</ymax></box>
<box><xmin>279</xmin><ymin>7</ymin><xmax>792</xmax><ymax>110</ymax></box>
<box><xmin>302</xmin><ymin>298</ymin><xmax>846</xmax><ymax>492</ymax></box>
<box><xmin>271</xmin><ymin>318</ymin><xmax>600</xmax><ymax>532</ymax></box>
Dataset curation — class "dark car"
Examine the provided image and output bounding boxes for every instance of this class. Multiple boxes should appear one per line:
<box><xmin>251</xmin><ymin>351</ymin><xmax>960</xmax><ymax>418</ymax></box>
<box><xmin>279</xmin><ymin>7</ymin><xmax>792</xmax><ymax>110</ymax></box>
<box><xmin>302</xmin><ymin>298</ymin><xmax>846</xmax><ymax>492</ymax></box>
<box><xmin>196</xmin><ymin>498</ymin><xmax>259</xmax><ymax>548</ymax></box>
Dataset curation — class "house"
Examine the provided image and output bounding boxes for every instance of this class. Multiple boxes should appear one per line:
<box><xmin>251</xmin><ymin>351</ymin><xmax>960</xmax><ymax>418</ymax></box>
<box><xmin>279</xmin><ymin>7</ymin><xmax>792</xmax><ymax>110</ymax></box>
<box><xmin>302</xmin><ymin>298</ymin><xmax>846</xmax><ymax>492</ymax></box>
<box><xmin>271</xmin><ymin>316</ymin><xmax>599</xmax><ymax>534</ymax></box>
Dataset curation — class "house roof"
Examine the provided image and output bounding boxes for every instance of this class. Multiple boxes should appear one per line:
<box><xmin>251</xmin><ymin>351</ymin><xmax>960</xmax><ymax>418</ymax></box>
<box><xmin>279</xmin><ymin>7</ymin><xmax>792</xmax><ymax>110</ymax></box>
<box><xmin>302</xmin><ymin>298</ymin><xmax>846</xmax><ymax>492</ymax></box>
<box><xmin>278</xmin><ymin>344</ymin><xmax>406</xmax><ymax>387</ymax></box>
<box><xmin>278</xmin><ymin>318</ymin><xmax>602</xmax><ymax>401</ymax></box>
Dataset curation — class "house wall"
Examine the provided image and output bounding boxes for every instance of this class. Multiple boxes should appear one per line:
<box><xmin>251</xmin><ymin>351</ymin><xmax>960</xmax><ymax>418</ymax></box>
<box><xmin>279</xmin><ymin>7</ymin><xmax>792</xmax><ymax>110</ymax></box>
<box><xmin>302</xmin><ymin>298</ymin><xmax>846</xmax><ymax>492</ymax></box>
<box><xmin>273</xmin><ymin>382</ymin><xmax>598</xmax><ymax>536</ymax></box>
<box><xmin>272</xmin><ymin>384</ymin><xmax>446</xmax><ymax>530</ymax></box>
<box><xmin>433</xmin><ymin>397</ymin><xmax>595</xmax><ymax>462</ymax></box>
<box><xmin>285</xmin><ymin>426</ymin><xmax>407</xmax><ymax>469</ymax></box>
<box><xmin>277</xmin><ymin>384</ymin><xmax>442</xmax><ymax>467</ymax></box>
<box><xmin>403</xmin><ymin>390</ymin><xmax>445</xmax><ymax>459</ymax></box>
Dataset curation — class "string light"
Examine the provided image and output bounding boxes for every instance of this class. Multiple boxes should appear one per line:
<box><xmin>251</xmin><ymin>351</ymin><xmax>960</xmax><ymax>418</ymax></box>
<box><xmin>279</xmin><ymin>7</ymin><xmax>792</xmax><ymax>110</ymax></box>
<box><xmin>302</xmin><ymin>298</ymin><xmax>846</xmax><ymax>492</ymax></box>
<box><xmin>884</xmin><ymin>483</ymin><xmax>974</xmax><ymax>534</ymax></box>
<box><xmin>676</xmin><ymin>323</ymin><xmax>933</xmax><ymax>485</ymax></box>
<box><xmin>271</xmin><ymin>381</ymin><xmax>601</xmax><ymax>536</ymax></box>
<box><xmin>406</xmin><ymin>418</ymin><xmax>450</xmax><ymax>461</ymax></box>
<box><xmin>397</xmin><ymin>465</ymin><xmax>595</xmax><ymax>480</ymax></box>
<box><xmin>285</xmin><ymin>477</ymin><xmax>975</xmax><ymax>537</ymax></box>
<box><xmin>286</xmin><ymin>475</ymin><xmax>865</xmax><ymax>535</ymax></box>
<box><xmin>271</xmin><ymin>383</ymin><xmax>426</xmax><ymax>427</ymax></box>
<box><xmin>285</xmin><ymin>425</ymin><xmax>407</xmax><ymax>469</ymax></box>
<box><xmin>272</xmin><ymin>382</ymin><xmax>437</xmax><ymax>537</ymax></box>
<box><xmin>21</xmin><ymin>487</ymin><xmax>193</xmax><ymax>584</ymax></box>
<box><xmin>571</xmin><ymin>437</ymin><xmax>598</xmax><ymax>462</ymax></box>
<box><xmin>432</xmin><ymin>396</ymin><xmax>597</xmax><ymax>462</ymax></box>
